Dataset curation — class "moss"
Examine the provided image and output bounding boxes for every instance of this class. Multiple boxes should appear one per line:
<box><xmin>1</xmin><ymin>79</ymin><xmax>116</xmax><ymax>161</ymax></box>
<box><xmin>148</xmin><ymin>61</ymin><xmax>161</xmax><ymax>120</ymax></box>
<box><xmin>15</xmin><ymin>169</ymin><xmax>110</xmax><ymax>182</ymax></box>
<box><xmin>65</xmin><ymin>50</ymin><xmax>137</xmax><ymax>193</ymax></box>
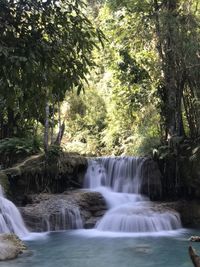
<box><xmin>4</xmin><ymin>167</ymin><xmax>21</xmax><ymax>177</ymax></box>
<box><xmin>156</xmin><ymin>139</ymin><xmax>200</xmax><ymax>199</ymax></box>
<box><xmin>0</xmin><ymin>152</ymin><xmax>87</xmax><ymax>203</ymax></box>
<box><xmin>0</xmin><ymin>172</ymin><xmax>10</xmax><ymax>195</ymax></box>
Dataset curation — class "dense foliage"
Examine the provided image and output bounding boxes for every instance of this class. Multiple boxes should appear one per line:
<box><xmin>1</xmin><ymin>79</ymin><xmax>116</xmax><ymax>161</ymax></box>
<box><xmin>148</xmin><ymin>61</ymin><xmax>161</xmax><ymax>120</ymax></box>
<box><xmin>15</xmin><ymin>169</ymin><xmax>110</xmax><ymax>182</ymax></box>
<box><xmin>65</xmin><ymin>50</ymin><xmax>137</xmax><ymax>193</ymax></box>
<box><xmin>0</xmin><ymin>0</ymin><xmax>200</xmax><ymax>158</ymax></box>
<box><xmin>0</xmin><ymin>0</ymin><xmax>102</xmax><ymax>149</ymax></box>
<box><xmin>64</xmin><ymin>0</ymin><xmax>200</xmax><ymax>156</ymax></box>
<box><xmin>0</xmin><ymin>137</ymin><xmax>41</xmax><ymax>168</ymax></box>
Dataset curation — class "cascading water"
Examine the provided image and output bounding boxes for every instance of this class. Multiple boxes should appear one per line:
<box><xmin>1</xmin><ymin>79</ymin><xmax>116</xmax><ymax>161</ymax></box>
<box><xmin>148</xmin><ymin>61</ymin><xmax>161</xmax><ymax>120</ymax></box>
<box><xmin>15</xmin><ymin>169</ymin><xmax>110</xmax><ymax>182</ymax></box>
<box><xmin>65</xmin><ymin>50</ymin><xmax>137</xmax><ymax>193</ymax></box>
<box><xmin>41</xmin><ymin>206</ymin><xmax>83</xmax><ymax>232</ymax></box>
<box><xmin>0</xmin><ymin>185</ymin><xmax>29</xmax><ymax>237</ymax></box>
<box><xmin>84</xmin><ymin>157</ymin><xmax>182</xmax><ymax>233</ymax></box>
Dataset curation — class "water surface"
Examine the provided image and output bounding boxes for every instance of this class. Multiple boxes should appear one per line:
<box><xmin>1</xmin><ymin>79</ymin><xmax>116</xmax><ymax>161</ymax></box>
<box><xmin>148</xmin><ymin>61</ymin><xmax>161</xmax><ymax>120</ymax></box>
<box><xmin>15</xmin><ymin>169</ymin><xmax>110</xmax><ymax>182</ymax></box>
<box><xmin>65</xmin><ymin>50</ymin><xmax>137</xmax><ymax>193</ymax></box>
<box><xmin>1</xmin><ymin>229</ymin><xmax>198</xmax><ymax>267</ymax></box>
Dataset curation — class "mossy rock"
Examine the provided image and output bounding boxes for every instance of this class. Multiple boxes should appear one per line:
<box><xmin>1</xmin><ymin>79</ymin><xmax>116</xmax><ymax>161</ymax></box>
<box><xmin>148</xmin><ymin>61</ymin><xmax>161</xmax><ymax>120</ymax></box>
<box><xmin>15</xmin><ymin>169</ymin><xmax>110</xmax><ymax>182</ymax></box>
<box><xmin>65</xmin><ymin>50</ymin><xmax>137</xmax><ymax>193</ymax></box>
<box><xmin>1</xmin><ymin>153</ymin><xmax>87</xmax><ymax>203</ymax></box>
<box><xmin>0</xmin><ymin>171</ymin><xmax>10</xmax><ymax>195</ymax></box>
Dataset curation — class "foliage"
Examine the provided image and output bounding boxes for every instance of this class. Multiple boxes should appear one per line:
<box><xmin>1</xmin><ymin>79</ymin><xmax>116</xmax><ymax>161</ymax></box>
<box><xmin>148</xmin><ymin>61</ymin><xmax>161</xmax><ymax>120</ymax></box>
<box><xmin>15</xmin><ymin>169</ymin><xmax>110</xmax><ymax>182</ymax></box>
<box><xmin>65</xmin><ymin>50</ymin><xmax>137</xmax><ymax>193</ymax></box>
<box><xmin>63</xmin><ymin>88</ymin><xmax>107</xmax><ymax>155</ymax></box>
<box><xmin>0</xmin><ymin>137</ymin><xmax>41</xmax><ymax>168</ymax></box>
<box><xmin>1</xmin><ymin>0</ymin><xmax>200</xmax><ymax>158</ymax></box>
<box><xmin>0</xmin><ymin>0</ymin><xmax>102</xmax><ymax>140</ymax></box>
<box><xmin>45</xmin><ymin>144</ymin><xmax>63</xmax><ymax>162</ymax></box>
<box><xmin>99</xmin><ymin>0</ymin><xmax>200</xmax><ymax>140</ymax></box>
<box><xmin>60</xmin><ymin>1</ymin><xmax>162</xmax><ymax>156</ymax></box>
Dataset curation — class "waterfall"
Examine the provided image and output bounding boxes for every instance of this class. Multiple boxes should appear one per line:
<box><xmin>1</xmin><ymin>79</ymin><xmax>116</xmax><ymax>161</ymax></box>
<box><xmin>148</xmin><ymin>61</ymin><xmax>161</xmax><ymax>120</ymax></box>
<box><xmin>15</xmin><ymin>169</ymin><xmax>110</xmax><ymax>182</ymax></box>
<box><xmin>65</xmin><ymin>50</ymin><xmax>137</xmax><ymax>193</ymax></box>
<box><xmin>0</xmin><ymin>185</ymin><xmax>29</xmax><ymax>237</ymax></box>
<box><xmin>41</xmin><ymin>206</ymin><xmax>83</xmax><ymax>232</ymax></box>
<box><xmin>84</xmin><ymin>157</ymin><xmax>182</xmax><ymax>233</ymax></box>
<box><xmin>84</xmin><ymin>157</ymin><xmax>149</xmax><ymax>193</ymax></box>
<box><xmin>21</xmin><ymin>196</ymin><xmax>84</xmax><ymax>232</ymax></box>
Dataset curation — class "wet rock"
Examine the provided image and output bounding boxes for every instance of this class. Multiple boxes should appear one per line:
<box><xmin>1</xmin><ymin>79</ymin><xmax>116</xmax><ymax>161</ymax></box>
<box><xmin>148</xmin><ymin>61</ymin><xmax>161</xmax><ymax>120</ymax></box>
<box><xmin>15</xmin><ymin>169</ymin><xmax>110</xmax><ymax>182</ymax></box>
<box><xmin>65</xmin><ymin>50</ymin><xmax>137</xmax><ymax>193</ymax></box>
<box><xmin>20</xmin><ymin>190</ymin><xmax>107</xmax><ymax>232</ymax></box>
<box><xmin>93</xmin><ymin>210</ymin><xmax>105</xmax><ymax>217</ymax></box>
<box><xmin>76</xmin><ymin>191</ymin><xmax>107</xmax><ymax>228</ymax></box>
<box><xmin>0</xmin><ymin>153</ymin><xmax>87</xmax><ymax>204</ymax></box>
<box><xmin>154</xmin><ymin>200</ymin><xmax>200</xmax><ymax>228</ymax></box>
<box><xmin>178</xmin><ymin>201</ymin><xmax>200</xmax><ymax>227</ymax></box>
<box><xmin>189</xmin><ymin>236</ymin><xmax>200</xmax><ymax>242</ymax></box>
<box><xmin>84</xmin><ymin>217</ymin><xmax>102</xmax><ymax>229</ymax></box>
<box><xmin>140</xmin><ymin>158</ymin><xmax>162</xmax><ymax>200</ymax></box>
<box><xmin>133</xmin><ymin>245</ymin><xmax>152</xmax><ymax>254</ymax></box>
<box><xmin>20</xmin><ymin>194</ymin><xmax>81</xmax><ymax>232</ymax></box>
<box><xmin>0</xmin><ymin>234</ymin><xmax>27</xmax><ymax>261</ymax></box>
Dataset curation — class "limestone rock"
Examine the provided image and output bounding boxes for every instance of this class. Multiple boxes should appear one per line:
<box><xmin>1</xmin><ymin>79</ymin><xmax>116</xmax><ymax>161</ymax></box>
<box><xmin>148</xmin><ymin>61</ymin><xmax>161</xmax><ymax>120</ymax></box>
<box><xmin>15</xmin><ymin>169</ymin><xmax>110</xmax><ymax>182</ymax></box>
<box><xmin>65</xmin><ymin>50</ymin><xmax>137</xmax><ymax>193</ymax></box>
<box><xmin>154</xmin><ymin>200</ymin><xmax>200</xmax><ymax>228</ymax></box>
<box><xmin>0</xmin><ymin>234</ymin><xmax>27</xmax><ymax>261</ymax></box>
<box><xmin>0</xmin><ymin>153</ymin><xmax>87</xmax><ymax>205</ymax></box>
<box><xmin>20</xmin><ymin>190</ymin><xmax>107</xmax><ymax>232</ymax></box>
<box><xmin>189</xmin><ymin>236</ymin><xmax>200</xmax><ymax>242</ymax></box>
<box><xmin>84</xmin><ymin>217</ymin><xmax>102</xmax><ymax>229</ymax></box>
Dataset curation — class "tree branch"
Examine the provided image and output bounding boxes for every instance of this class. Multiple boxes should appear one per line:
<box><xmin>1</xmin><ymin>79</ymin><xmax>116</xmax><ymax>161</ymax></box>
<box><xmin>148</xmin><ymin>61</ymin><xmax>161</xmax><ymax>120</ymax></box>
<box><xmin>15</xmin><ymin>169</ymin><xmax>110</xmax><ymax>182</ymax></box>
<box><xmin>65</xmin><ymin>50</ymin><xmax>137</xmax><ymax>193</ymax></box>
<box><xmin>189</xmin><ymin>246</ymin><xmax>200</xmax><ymax>267</ymax></box>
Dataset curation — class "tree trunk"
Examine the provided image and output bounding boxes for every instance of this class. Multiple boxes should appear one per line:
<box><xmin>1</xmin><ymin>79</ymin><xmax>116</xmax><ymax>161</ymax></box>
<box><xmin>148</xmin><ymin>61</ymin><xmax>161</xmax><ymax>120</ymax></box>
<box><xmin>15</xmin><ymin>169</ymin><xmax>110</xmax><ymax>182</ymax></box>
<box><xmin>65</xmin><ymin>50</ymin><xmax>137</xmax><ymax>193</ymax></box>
<box><xmin>7</xmin><ymin>108</ymin><xmax>15</xmax><ymax>137</ymax></box>
<box><xmin>0</xmin><ymin>113</ymin><xmax>4</xmax><ymax>139</ymax></box>
<box><xmin>54</xmin><ymin>122</ymin><xmax>65</xmax><ymax>146</ymax></box>
<box><xmin>164</xmin><ymin>0</ymin><xmax>182</xmax><ymax>139</ymax></box>
<box><xmin>183</xmin><ymin>86</ymin><xmax>198</xmax><ymax>138</ymax></box>
<box><xmin>44</xmin><ymin>97</ymin><xmax>49</xmax><ymax>153</ymax></box>
<box><xmin>189</xmin><ymin>246</ymin><xmax>200</xmax><ymax>267</ymax></box>
<box><xmin>154</xmin><ymin>0</ymin><xmax>185</xmax><ymax>140</ymax></box>
<box><xmin>50</xmin><ymin>102</ymin><xmax>55</xmax><ymax>144</ymax></box>
<box><xmin>54</xmin><ymin>100</ymin><xmax>65</xmax><ymax>146</ymax></box>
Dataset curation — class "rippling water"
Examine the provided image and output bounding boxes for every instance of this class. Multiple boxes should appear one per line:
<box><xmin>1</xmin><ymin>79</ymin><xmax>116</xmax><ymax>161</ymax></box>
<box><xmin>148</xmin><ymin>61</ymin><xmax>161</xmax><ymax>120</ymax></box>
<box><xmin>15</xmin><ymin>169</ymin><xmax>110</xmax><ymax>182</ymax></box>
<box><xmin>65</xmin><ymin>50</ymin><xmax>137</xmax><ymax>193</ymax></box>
<box><xmin>1</xmin><ymin>229</ymin><xmax>198</xmax><ymax>267</ymax></box>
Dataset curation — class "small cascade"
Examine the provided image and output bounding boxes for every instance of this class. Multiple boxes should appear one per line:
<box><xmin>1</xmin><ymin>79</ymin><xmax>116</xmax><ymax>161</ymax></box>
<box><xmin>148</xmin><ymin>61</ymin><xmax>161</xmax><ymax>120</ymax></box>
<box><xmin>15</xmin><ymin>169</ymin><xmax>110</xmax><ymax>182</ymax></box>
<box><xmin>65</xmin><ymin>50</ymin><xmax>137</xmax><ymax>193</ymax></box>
<box><xmin>43</xmin><ymin>206</ymin><xmax>83</xmax><ymax>231</ymax></box>
<box><xmin>0</xmin><ymin>185</ymin><xmax>29</xmax><ymax>237</ymax></box>
<box><xmin>68</xmin><ymin>207</ymin><xmax>83</xmax><ymax>229</ymax></box>
<box><xmin>84</xmin><ymin>157</ymin><xmax>182</xmax><ymax>233</ymax></box>
<box><xmin>22</xmin><ymin>197</ymin><xmax>84</xmax><ymax>232</ymax></box>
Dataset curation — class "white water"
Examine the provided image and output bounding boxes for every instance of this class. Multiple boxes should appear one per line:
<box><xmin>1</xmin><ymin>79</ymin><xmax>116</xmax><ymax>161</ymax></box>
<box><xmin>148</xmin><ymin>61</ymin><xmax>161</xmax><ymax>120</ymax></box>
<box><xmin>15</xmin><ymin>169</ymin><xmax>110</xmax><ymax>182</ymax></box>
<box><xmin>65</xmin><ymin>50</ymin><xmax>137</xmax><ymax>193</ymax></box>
<box><xmin>42</xmin><ymin>206</ymin><xmax>83</xmax><ymax>231</ymax></box>
<box><xmin>0</xmin><ymin>185</ymin><xmax>29</xmax><ymax>237</ymax></box>
<box><xmin>0</xmin><ymin>184</ymin><xmax>83</xmax><ymax>236</ymax></box>
<box><xmin>84</xmin><ymin>157</ymin><xmax>182</xmax><ymax>233</ymax></box>
<box><xmin>65</xmin><ymin>207</ymin><xmax>83</xmax><ymax>229</ymax></box>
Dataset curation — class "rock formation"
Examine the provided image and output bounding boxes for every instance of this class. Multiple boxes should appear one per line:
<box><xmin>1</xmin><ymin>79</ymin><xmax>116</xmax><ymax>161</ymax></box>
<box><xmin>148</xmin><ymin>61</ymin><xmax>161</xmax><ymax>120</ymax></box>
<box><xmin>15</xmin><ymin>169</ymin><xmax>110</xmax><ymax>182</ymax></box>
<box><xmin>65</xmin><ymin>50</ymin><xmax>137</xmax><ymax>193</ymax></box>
<box><xmin>0</xmin><ymin>234</ymin><xmax>26</xmax><ymax>261</ymax></box>
<box><xmin>20</xmin><ymin>190</ymin><xmax>107</xmax><ymax>232</ymax></box>
<box><xmin>0</xmin><ymin>153</ymin><xmax>87</xmax><ymax>205</ymax></box>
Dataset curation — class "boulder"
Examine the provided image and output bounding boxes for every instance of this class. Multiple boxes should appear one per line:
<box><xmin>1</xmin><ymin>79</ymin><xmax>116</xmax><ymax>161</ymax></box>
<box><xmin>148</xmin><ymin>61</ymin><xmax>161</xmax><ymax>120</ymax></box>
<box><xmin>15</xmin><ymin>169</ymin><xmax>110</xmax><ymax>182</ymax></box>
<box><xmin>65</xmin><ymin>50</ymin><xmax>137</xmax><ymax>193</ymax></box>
<box><xmin>77</xmin><ymin>191</ymin><xmax>107</xmax><ymax>228</ymax></box>
<box><xmin>20</xmin><ymin>190</ymin><xmax>107</xmax><ymax>232</ymax></box>
<box><xmin>0</xmin><ymin>234</ymin><xmax>26</xmax><ymax>261</ymax></box>
<box><xmin>189</xmin><ymin>236</ymin><xmax>200</xmax><ymax>242</ymax></box>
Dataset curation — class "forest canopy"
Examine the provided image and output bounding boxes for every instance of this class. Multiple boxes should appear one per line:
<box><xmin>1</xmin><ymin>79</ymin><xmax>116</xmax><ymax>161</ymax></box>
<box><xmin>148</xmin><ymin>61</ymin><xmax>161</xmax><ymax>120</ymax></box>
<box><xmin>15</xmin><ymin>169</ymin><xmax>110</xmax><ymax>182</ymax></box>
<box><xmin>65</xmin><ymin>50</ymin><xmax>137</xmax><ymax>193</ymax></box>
<box><xmin>0</xmin><ymin>0</ymin><xmax>200</xmax><ymax>158</ymax></box>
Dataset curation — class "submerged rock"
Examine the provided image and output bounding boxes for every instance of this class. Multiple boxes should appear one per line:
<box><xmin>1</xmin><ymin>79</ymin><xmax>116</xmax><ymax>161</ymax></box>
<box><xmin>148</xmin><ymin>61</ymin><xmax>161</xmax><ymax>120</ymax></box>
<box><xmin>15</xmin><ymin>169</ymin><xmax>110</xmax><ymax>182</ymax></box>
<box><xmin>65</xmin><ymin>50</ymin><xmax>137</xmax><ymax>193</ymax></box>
<box><xmin>0</xmin><ymin>234</ymin><xmax>27</xmax><ymax>261</ymax></box>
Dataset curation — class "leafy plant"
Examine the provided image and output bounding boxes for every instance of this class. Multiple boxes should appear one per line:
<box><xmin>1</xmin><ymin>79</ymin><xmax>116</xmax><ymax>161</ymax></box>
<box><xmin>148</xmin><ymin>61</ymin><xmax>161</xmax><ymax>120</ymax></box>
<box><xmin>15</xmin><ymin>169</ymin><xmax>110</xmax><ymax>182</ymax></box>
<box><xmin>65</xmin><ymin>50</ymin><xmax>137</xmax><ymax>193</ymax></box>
<box><xmin>0</xmin><ymin>137</ymin><xmax>42</xmax><ymax>168</ymax></box>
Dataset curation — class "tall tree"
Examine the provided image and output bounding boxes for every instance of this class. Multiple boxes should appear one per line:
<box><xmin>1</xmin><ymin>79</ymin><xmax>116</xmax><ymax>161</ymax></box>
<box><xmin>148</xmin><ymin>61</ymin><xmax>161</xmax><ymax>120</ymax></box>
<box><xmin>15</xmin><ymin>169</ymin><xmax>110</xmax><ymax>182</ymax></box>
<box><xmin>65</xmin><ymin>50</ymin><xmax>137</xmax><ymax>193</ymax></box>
<box><xmin>104</xmin><ymin>0</ymin><xmax>200</xmax><ymax>141</ymax></box>
<box><xmin>0</xmin><ymin>0</ymin><xmax>102</xmax><ymax>147</ymax></box>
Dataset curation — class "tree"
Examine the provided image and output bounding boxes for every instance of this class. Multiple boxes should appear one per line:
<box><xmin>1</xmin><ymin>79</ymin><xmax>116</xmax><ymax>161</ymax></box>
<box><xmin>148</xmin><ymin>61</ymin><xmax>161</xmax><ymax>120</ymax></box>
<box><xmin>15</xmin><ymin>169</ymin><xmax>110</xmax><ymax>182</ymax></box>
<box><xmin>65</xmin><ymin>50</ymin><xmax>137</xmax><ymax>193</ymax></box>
<box><xmin>103</xmin><ymin>0</ymin><xmax>200</xmax><ymax>142</ymax></box>
<box><xmin>153</xmin><ymin>0</ymin><xmax>200</xmax><ymax>140</ymax></box>
<box><xmin>64</xmin><ymin>87</ymin><xmax>107</xmax><ymax>155</ymax></box>
<box><xmin>0</xmin><ymin>0</ymin><xmax>102</xmax><ymax>150</ymax></box>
